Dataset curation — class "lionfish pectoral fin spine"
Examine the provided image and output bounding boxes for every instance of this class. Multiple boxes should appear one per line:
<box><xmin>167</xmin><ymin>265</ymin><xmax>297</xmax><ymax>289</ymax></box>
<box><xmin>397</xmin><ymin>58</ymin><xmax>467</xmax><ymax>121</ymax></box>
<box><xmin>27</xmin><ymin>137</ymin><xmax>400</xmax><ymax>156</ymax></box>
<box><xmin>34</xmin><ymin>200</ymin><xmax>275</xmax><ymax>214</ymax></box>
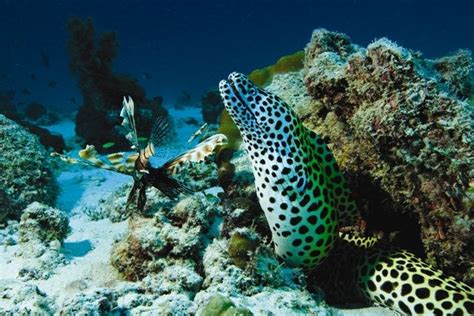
<box><xmin>162</xmin><ymin>133</ymin><xmax>228</xmax><ymax>174</ymax></box>
<box><xmin>120</xmin><ymin>96</ymin><xmax>140</xmax><ymax>150</ymax></box>
<box><xmin>187</xmin><ymin>122</ymin><xmax>208</xmax><ymax>143</ymax></box>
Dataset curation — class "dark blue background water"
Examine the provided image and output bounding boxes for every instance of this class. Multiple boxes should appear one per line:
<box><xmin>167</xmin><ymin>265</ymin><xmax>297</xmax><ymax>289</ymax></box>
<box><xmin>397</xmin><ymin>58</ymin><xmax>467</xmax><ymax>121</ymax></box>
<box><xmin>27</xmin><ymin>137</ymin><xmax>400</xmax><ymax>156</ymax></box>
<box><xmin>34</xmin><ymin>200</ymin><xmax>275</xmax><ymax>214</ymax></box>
<box><xmin>1</xmin><ymin>0</ymin><xmax>473</xmax><ymax>112</ymax></box>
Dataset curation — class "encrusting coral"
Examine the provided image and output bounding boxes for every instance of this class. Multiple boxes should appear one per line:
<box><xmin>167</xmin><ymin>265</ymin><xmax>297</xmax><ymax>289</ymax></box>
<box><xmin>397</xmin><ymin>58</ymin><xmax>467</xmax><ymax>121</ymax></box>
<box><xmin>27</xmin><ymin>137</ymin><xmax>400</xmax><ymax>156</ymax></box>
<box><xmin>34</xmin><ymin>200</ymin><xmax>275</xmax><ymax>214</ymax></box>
<box><xmin>302</xmin><ymin>29</ymin><xmax>474</xmax><ymax>283</ymax></box>
<box><xmin>0</xmin><ymin>114</ymin><xmax>58</xmax><ymax>224</ymax></box>
<box><xmin>18</xmin><ymin>202</ymin><xmax>69</xmax><ymax>245</ymax></box>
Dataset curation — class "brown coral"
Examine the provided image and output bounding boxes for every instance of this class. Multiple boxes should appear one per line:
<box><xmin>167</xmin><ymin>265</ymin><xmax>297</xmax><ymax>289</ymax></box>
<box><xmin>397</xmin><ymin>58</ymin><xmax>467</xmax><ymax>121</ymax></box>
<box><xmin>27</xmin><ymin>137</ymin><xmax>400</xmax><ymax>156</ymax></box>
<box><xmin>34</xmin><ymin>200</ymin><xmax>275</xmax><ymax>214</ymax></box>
<box><xmin>302</xmin><ymin>29</ymin><xmax>474</xmax><ymax>283</ymax></box>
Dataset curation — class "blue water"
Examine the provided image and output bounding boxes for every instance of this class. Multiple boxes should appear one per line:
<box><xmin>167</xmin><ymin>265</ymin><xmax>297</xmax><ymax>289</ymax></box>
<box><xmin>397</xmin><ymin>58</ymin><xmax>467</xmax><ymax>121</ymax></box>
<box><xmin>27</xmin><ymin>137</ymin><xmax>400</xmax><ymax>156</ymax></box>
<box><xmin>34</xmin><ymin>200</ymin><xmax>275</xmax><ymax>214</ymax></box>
<box><xmin>0</xmin><ymin>0</ymin><xmax>473</xmax><ymax>112</ymax></box>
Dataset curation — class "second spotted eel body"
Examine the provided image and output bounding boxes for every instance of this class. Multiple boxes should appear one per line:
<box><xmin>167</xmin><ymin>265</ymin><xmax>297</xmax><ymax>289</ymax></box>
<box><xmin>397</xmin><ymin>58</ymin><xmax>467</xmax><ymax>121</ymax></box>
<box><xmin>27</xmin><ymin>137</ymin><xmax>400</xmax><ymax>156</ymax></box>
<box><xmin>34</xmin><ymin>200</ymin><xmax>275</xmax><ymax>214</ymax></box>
<box><xmin>219</xmin><ymin>72</ymin><xmax>474</xmax><ymax>315</ymax></box>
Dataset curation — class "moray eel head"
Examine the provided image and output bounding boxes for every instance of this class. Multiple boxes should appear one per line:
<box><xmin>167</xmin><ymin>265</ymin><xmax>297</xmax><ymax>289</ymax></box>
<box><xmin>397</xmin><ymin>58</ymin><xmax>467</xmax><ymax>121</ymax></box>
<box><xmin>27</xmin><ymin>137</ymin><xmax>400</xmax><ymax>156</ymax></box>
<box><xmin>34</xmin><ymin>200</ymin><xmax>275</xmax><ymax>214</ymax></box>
<box><xmin>220</xmin><ymin>72</ymin><xmax>300</xmax><ymax>147</ymax></box>
<box><xmin>220</xmin><ymin>72</ymin><xmax>338</xmax><ymax>268</ymax></box>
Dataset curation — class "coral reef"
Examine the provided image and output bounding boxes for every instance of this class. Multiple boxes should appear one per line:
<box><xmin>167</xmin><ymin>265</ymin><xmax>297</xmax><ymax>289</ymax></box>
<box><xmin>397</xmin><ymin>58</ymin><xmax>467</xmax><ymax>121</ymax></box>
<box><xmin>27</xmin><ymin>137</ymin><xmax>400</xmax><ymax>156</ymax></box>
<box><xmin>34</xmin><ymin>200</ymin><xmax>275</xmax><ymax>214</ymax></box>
<box><xmin>300</xmin><ymin>29</ymin><xmax>473</xmax><ymax>283</ymax></box>
<box><xmin>0</xmin><ymin>115</ymin><xmax>58</xmax><ymax>223</ymax></box>
<box><xmin>12</xmin><ymin>202</ymin><xmax>70</xmax><ymax>280</ymax></box>
<box><xmin>24</xmin><ymin>101</ymin><xmax>47</xmax><ymax>120</ymax></box>
<box><xmin>23</xmin><ymin>101</ymin><xmax>61</xmax><ymax>126</ymax></box>
<box><xmin>227</xmin><ymin>229</ymin><xmax>259</xmax><ymax>269</ymax></box>
<box><xmin>0</xmin><ymin>90</ymin><xmax>17</xmax><ymax>119</ymax></box>
<box><xmin>66</xmin><ymin>17</ymin><xmax>170</xmax><ymax>151</ymax></box>
<box><xmin>110</xmin><ymin>193</ymin><xmax>220</xmax><ymax>281</ymax></box>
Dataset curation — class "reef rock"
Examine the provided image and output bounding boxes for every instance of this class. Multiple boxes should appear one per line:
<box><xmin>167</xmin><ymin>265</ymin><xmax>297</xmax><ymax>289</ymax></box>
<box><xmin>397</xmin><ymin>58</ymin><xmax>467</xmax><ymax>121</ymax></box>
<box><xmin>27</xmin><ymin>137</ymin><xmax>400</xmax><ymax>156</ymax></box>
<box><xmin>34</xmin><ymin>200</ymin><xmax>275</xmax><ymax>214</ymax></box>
<box><xmin>269</xmin><ymin>29</ymin><xmax>474</xmax><ymax>283</ymax></box>
<box><xmin>13</xmin><ymin>202</ymin><xmax>70</xmax><ymax>280</ymax></box>
<box><xmin>110</xmin><ymin>193</ymin><xmax>220</xmax><ymax>281</ymax></box>
<box><xmin>18</xmin><ymin>202</ymin><xmax>69</xmax><ymax>245</ymax></box>
<box><xmin>0</xmin><ymin>114</ymin><xmax>58</xmax><ymax>224</ymax></box>
<box><xmin>0</xmin><ymin>280</ymin><xmax>56</xmax><ymax>314</ymax></box>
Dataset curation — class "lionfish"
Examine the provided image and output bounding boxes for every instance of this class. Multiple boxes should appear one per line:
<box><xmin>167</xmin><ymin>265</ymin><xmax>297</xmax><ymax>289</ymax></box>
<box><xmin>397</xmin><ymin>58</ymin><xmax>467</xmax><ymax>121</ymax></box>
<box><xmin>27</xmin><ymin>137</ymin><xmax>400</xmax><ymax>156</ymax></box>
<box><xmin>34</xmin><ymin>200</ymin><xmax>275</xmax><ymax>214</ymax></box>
<box><xmin>53</xmin><ymin>96</ymin><xmax>228</xmax><ymax>212</ymax></box>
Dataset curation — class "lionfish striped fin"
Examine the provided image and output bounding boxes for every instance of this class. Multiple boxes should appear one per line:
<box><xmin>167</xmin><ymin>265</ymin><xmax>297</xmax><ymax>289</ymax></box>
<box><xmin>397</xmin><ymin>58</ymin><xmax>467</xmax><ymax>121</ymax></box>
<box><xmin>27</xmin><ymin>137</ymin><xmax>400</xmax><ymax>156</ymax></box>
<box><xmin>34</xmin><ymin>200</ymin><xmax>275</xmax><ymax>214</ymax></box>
<box><xmin>120</xmin><ymin>96</ymin><xmax>139</xmax><ymax>150</ymax></box>
<box><xmin>187</xmin><ymin>123</ymin><xmax>208</xmax><ymax>143</ymax></box>
<box><xmin>50</xmin><ymin>149</ymin><xmax>117</xmax><ymax>171</ymax></box>
<box><xmin>50</xmin><ymin>152</ymin><xmax>83</xmax><ymax>165</ymax></box>
<box><xmin>149</xmin><ymin>114</ymin><xmax>173</xmax><ymax>148</ymax></box>
<box><xmin>138</xmin><ymin>114</ymin><xmax>174</xmax><ymax>166</ymax></box>
<box><xmin>105</xmin><ymin>152</ymin><xmax>139</xmax><ymax>174</ymax></box>
<box><xmin>79</xmin><ymin>145</ymin><xmax>115</xmax><ymax>171</ymax></box>
<box><xmin>52</xmin><ymin>145</ymin><xmax>137</xmax><ymax>175</ymax></box>
<box><xmin>162</xmin><ymin>134</ymin><xmax>228</xmax><ymax>174</ymax></box>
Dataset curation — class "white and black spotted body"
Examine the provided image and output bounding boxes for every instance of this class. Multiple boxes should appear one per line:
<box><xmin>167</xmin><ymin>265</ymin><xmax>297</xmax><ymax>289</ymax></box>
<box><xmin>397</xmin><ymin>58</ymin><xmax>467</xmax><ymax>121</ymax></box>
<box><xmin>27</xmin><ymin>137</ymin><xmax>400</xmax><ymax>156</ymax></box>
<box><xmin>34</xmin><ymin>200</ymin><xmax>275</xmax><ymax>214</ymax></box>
<box><xmin>219</xmin><ymin>72</ymin><xmax>474</xmax><ymax>315</ymax></box>
<box><xmin>219</xmin><ymin>72</ymin><xmax>358</xmax><ymax>267</ymax></box>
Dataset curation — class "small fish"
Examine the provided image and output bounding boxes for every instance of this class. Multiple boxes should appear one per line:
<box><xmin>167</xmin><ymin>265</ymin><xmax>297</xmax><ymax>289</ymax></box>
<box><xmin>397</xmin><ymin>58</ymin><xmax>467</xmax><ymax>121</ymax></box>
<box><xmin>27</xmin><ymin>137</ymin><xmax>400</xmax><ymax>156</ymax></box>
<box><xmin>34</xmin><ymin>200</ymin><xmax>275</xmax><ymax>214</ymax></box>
<box><xmin>69</xmin><ymin>97</ymin><xmax>77</xmax><ymax>104</ymax></box>
<box><xmin>40</xmin><ymin>51</ymin><xmax>50</xmax><ymax>68</ymax></box>
<box><xmin>48</xmin><ymin>80</ymin><xmax>57</xmax><ymax>88</ymax></box>
<box><xmin>21</xmin><ymin>88</ymin><xmax>31</xmax><ymax>96</ymax></box>
<box><xmin>102</xmin><ymin>142</ymin><xmax>115</xmax><ymax>149</ymax></box>
<box><xmin>142</xmin><ymin>72</ymin><xmax>152</xmax><ymax>80</ymax></box>
<box><xmin>187</xmin><ymin>123</ymin><xmax>208</xmax><ymax>143</ymax></box>
<box><xmin>30</xmin><ymin>73</ymin><xmax>36</xmax><ymax>80</ymax></box>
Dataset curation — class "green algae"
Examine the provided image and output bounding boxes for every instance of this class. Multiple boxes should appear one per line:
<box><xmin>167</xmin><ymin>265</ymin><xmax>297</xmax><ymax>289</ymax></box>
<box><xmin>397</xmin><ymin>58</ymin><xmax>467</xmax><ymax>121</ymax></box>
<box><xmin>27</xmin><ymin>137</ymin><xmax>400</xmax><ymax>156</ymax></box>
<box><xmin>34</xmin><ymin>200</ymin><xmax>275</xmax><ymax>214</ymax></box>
<box><xmin>249</xmin><ymin>50</ymin><xmax>305</xmax><ymax>87</ymax></box>
<box><xmin>228</xmin><ymin>231</ymin><xmax>258</xmax><ymax>269</ymax></box>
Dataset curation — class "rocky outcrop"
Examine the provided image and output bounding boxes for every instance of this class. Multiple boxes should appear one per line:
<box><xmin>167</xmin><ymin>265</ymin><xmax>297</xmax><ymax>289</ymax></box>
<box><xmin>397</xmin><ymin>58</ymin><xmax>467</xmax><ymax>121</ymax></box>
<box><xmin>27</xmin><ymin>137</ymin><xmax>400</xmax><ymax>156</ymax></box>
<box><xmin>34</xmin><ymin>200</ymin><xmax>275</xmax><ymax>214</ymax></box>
<box><xmin>265</xmin><ymin>29</ymin><xmax>473</xmax><ymax>283</ymax></box>
<box><xmin>0</xmin><ymin>115</ymin><xmax>58</xmax><ymax>223</ymax></box>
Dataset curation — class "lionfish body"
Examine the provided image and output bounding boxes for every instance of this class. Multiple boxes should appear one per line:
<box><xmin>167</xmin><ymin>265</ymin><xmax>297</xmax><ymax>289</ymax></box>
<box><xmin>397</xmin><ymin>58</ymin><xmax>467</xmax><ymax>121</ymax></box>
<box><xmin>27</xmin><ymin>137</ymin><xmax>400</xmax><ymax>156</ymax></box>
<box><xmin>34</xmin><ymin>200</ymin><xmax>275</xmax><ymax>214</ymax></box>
<box><xmin>53</xmin><ymin>96</ymin><xmax>227</xmax><ymax>212</ymax></box>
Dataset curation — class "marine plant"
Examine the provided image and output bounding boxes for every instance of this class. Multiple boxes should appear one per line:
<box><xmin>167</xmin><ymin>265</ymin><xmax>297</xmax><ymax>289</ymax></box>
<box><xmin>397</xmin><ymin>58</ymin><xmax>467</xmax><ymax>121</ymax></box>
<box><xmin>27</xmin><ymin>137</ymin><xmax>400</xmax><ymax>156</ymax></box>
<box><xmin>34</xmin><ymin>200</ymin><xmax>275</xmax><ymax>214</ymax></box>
<box><xmin>219</xmin><ymin>72</ymin><xmax>474</xmax><ymax>315</ymax></box>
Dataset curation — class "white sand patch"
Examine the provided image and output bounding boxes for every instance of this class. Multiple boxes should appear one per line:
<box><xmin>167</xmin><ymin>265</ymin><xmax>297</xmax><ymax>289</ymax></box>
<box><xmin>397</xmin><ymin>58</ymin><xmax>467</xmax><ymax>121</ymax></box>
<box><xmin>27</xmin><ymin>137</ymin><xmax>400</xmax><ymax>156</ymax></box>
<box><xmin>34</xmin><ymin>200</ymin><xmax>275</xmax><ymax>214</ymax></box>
<box><xmin>34</xmin><ymin>216</ymin><xmax>128</xmax><ymax>303</ymax></box>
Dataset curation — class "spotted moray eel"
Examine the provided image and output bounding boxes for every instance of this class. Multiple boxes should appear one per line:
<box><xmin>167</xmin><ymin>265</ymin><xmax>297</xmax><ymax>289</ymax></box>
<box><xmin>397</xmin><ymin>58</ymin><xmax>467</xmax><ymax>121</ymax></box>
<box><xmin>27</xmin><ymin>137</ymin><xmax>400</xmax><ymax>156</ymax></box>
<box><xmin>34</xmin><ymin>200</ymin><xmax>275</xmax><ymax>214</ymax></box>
<box><xmin>219</xmin><ymin>72</ymin><xmax>474</xmax><ymax>315</ymax></box>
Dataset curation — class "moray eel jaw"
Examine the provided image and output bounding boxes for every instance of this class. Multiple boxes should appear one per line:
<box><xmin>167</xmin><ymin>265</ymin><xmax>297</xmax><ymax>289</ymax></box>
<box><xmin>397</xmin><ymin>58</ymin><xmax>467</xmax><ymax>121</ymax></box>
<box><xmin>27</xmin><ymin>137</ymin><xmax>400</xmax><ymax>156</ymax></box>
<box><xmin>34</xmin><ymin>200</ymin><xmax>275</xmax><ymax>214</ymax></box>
<box><xmin>220</xmin><ymin>72</ymin><xmax>338</xmax><ymax>268</ymax></box>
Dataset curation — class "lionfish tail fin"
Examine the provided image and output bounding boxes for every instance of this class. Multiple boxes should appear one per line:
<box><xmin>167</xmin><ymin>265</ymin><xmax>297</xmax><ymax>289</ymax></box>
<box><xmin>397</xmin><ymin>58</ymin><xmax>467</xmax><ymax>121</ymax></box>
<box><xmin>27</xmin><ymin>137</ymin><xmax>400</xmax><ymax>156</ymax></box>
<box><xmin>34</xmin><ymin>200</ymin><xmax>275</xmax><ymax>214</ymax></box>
<box><xmin>163</xmin><ymin>133</ymin><xmax>228</xmax><ymax>174</ymax></box>
<box><xmin>152</xmin><ymin>169</ymin><xmax>194</xmax><ymax>199</ymax></box>
<box><xmin>120</xmin><ymin>96</ymin><xmax>139</xmax><ymax>150</ymax></box>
